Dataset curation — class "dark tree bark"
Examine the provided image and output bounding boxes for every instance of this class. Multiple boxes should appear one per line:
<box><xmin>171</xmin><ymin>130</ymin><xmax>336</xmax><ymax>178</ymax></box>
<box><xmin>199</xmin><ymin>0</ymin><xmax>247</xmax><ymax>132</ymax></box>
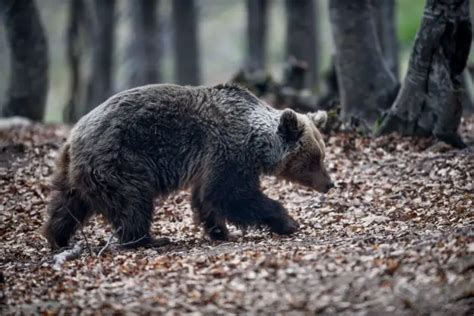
<box><xmin>375</xmin><ymin>0</ymin><xmax>472</xmax><ymax>148</ymax></box>
<box><xmin>285</xmin><ymin>0</ymin><xmax>319</xmax><ymax>89</ymax></box>
<box><xmin>246</xmin><ymin>0</ymin><xmax>268</xmax><ymax>73</ymax></box>
<box><xmin>64</xmin><ymin>0</ymin><xmax>115</xmax><ymax>120</ymax></box>
<box><xmin>317</xmin><ymin>56</ymin><xmax>339</xmax><ymax>109</ymax></box>
<box><xmin>273</xmin><ymin>57</ymin><xmax>318</xmax><ymax>113</ymax></box>
<box><xmin>63</xmin><ymin>0</ymin><xmax>88</xmax><ymax>123</ymax></box>
<box><xmin>282</xmin><ymin>57</ymin><xmax>307</xmax><ymax>91</ymax></box>
<box><xmin>0</xmin><ymin>0</ymin><xmax>48</xmax><ymax>121</ymax></box>
<box><xmin>373</xmin><ymin>0</ymin><xmax>399</xmax><ymax>78</ymax></box>
<box><xmin>85</xmin><ymin>0</ymin><xmax>115</xmax><ymax>112</ymax></box>
<box><xmin>329</xmin><ymin>0</ymin><xmax>399</xmax><ymax>130</ymax></box>
<box><xmin>124</xmin><ymin>0</ymin><xmax>160</xmax><ymax>88</ymax></box>
<box><xmin>172</xmin><ymin>0</ymin><xmax>200</xmax><ymax>85</ymax></box>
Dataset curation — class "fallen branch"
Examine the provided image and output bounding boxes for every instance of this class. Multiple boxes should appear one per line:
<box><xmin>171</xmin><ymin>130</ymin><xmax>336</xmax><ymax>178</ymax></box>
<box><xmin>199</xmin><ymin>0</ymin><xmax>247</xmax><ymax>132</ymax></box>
<box><xmin>52</xmin><ymin>244</ymin><xmax>82</xmax><ymax>270</ymax></box>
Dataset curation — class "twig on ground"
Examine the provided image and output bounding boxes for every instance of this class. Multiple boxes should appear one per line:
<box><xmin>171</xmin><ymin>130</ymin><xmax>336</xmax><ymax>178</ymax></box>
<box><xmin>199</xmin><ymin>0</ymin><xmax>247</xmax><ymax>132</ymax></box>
<box><xmin>98</xmin><ymin>227</ymin><xmax>122</xmax><ymax>257</ymax></box>
<box><xmin>66</xmin><ymin>207</ymin><xmax>93</xmax><ymax>256</ymax></box>
<box><xmin>98</xmin><ymin>233</ymin><xmax>115</xmax><ymax>257</ymax></box>
<box><xmin>118</xmin><ymin>234</ymin><xmax>147</xmax><ymax>247</ymax></box>
<box><xmin>98</xmin><ymin>227</ymin><xmax>149</xmax><ymax>256</ymax></box>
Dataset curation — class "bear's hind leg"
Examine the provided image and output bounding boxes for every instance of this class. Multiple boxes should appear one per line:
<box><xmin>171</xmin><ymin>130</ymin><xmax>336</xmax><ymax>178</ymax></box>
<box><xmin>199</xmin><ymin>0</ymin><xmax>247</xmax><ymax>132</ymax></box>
<box><xmin>101</xmin><ymin>191</ymin><xmax>169</xmax><ymax>248</ymax></box>
<box><xmin>191</xmin><ymin>185</ymin><xmax>230</xmax><ymax>241</ymax></box>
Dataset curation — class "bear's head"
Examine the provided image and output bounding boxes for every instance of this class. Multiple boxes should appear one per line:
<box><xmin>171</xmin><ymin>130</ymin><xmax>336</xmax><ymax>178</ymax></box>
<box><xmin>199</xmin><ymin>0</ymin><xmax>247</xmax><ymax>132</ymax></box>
<box><xmin>276</xmin><ymin>109</ymin><xmax>334</xmax><ymax>193</ymax></box>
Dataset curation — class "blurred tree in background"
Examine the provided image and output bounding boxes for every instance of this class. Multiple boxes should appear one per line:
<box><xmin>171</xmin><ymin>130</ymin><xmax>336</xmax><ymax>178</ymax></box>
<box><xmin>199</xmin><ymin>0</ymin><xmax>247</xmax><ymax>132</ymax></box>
<box><xmin>0</xmin><ymin>0</ymin><xmax>472</xmax><ymax>147</ymax></box>
<box><xmin>376</xmin><ymin>0</ymin><xmax>472</xmax><ymax>148</ymax></box>
<box><xmin>246</xmin><ymin>0</ymin><xmax>268</xmax><ymax>74</ymax></box>
<box><xmin>373</xmin><ymin>0</ymin><xmax>399</xmax><ymax>78</ymax></box>
<box><xmin>63</xmin><ymin>0</ymin><xmax>88</xmax><ymax>123</ymax></box>
<box><xmin>285</xmin><ymin>0</ymin><xmax>319</xmax><ymax>89</ymax></box>
<box><xmin>0</xmin><ymin>0</ymin><xmax>48</xmax><ymax>121</ymax></box>
<box><xmin>85</xmin><ymin>0</ymin><xmax>115</xmax><ymax>112</ymax></box>
<box><xmin>172</xmin><ymin>0</ymin><xmax>200</xmax><ymax>85</ymax></box>
<box><xmin>62</xmin><ymin>0</ymin><xmax>115</xmax><ymax>121</ymax></box>
<box><xmin>125</xmin><ymin>0</ymin><xmax>161</xmax><ymax>88</ymax></box>
<box><xmin>329</xmin><ymin>0</ymin><xmax>399</xmax><ymax>129</ymax></box>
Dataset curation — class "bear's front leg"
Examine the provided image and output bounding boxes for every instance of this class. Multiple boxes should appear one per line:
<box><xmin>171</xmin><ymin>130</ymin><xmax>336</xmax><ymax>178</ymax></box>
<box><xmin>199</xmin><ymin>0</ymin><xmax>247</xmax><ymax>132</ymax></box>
<box><xmin>259</xmin><ymin>195</ymin><xmax>300</xmax><ymax>235</ymax></box>
<box><xmin>199</xmin><ymin>164</ymin><xmax>300</xmax><ymax>237</ymax></box>
<box><xmin>201</xmin><ymin>173</ymin><xmax>299</xmax><ymax>235</ymax></box>
<box><xmin>222</xmin><ymin>191</ymin><xmax>299</xmax><ymax>235</ymax></box>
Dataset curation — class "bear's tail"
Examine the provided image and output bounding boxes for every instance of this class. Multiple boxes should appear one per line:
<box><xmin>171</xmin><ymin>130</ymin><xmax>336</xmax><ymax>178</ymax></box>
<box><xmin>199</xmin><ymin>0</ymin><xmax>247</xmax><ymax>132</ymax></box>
<box><xmin>43</xmin><ymin>143</ymin><xmax>91</xmax><ymax>249</ymax></box>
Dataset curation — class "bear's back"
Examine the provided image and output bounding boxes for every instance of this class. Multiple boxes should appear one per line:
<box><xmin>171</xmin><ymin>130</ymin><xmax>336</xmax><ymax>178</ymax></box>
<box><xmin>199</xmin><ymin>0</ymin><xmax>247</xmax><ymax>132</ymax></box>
<box><xmin>68</xmin><ymin>84</ymin><xmax>283</xmax><ymax>187</ymax></box>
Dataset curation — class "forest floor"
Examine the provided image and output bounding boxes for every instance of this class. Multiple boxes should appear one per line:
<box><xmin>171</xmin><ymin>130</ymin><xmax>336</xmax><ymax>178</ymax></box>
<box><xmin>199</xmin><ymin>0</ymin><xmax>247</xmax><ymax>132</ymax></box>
<box><xmin>1</xmin><ymin>116</ymin><xmax>473</xmax><ymax>315</ymax></box>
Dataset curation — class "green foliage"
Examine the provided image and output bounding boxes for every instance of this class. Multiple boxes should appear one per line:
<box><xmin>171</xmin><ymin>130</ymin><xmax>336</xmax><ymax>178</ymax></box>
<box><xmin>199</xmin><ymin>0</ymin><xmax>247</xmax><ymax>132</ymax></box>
<box><xmin>373</xmin><ymin>115</ymin><xmax>384</xmax><ymax>131</ymax></box>
<box><xmin>396</xmin><ymin>0</ymin><xmax>425</xmax><ymax>48</ymax></box>
<box><xmin>372</xmin><ymin>113</ymin><xmax>387</xmax><ymax>136</ymax></box>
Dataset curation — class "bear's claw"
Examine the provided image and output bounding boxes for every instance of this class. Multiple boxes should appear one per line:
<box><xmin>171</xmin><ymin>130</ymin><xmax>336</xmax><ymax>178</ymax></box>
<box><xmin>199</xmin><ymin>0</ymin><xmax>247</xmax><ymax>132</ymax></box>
<box><xmin>146</xmin><ymin>237</ymin><xmax>172</xmax><ymax>248</ymax></box>
<box><xmin>269</xmin><ymin>216</ymin><xmax>299</xmax><ymax>235</ymax></box>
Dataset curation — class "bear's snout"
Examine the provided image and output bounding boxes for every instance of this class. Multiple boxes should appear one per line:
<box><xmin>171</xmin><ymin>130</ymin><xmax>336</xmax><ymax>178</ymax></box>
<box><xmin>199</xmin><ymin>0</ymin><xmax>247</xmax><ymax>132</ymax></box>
<box><xmin>315</xmin><ymin>181</ymin><xmax>334</xmax><ymax>194</ymax></box>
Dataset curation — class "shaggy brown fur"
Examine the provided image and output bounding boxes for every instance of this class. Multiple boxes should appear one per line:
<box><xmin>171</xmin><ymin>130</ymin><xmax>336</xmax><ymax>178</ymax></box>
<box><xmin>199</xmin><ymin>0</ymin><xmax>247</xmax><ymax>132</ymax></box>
<box><xmin>43</xmin><ymin>84</ymin><xmax>333</xmax><ymax>249</ymax></box>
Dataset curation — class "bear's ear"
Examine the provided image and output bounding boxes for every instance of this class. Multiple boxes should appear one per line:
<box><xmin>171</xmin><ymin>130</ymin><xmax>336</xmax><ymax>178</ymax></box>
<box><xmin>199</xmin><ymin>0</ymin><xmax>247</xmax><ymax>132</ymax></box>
<box><xmin>308</xmin><ymin>111</ymin><xmax>327</xmax><ymax>128</ymax></box>
<box><xmin>278</xmin><ymin>109</ymin><xmax>302</xmax><ymax>142</ymax></box>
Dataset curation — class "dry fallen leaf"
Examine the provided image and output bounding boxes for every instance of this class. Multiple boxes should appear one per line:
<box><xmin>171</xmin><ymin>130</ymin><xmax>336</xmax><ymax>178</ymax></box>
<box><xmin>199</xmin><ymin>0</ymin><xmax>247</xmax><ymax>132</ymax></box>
<box><xmin>1</xmin><ymin>118</ymin><xmax>474</xmax><ymax>314</ymax></box>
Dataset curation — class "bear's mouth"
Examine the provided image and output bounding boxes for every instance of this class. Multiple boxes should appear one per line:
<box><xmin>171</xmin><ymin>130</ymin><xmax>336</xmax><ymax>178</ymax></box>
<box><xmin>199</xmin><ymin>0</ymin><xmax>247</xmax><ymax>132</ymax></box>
<box><xmin>298</xmin><ymin>178</ymin><xmax>333</xmax><ymax>194</ymax></box>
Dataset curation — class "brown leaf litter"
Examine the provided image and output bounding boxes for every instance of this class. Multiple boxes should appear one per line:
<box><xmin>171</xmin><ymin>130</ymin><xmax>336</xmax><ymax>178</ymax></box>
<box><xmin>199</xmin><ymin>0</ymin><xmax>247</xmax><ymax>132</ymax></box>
<box><xmin>1</xmin><ymin>116</ymin><xmax>473</xmax><ymax>314</ymax></box>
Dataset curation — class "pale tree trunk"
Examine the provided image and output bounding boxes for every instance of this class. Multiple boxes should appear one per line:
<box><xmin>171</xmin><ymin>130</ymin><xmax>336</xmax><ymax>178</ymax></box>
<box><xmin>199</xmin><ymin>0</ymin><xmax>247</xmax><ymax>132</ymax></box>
<box><xmin>172</xmin><ymin>0</ymin><xmax>200</xmax><ymax>85</ymax></box>
<box><xmin>246</xmin><ymin>0</ymin><xmax>268</xmax><ymax>73</ymax></box>
<box><xmin>462</xmin><ymin>0</ymin><xmax>474</xmax><ymax>112</ymax></box>
<box><xmin>285</xmin><ymin>0</ymin><xmax>319</xmax><ymax>89</ymax></box>
<box><xmin>329</xmin><ymin>0</ymin><xmax>399</xmax><ymax>130</ymax></box>
<box><xmin>461</xmin><ymin>70</ymin><xmax>474</xmax><ymax>113</ymax></box>
<box><xmin>124</xmin><ymin>0</ymin><xmax>160</xmax><ymax>88</ymax></box>
<box><xmin>373</xmin><ymin>0</ymin><xmax>399</xmax><ymax>78</ymax></box>
<box><xmin>85</xmin><ymin>0</ymin><xmax>115</xmax><ymax>112</ymax></box>
<box><xmin>0</xmin><ymin>0</ymin><xmax>48</xmax><ymax>121</ymax></box>
<box><xmin>375</xmin><ymin>0</ymin><xmax>472</xmax><ymax>148</ymax></box>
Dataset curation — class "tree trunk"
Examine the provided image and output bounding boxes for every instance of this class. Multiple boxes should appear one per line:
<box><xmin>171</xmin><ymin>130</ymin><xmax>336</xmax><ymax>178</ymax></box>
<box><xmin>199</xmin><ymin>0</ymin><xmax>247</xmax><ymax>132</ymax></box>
<box><xmin>274</xmin><ymin>57</ymin><xmax>318</xmax><ymax>113</ymax></box>
<box><xmin>63</xmin><ymin>0</ymin><xmax>87</xmax><ymax>123</ymax></box>
<box><xmin>318</xmin><ymin>56</ymin><xmax>339</xmax><ymax>109</ymax></box>
<box><xmin>85</xmin><ymin>0</ymin><xmax>115</xmax><ymax>112</ymax></box>
<box><xmin>373</xmin><ymin>0</ymin><xmax>399</xmax><ymax>78</ymax></box>
<box><xmin>461</xmin><ymin>69</ymin><xmax>474</xmax><ymax>113</ymax></box>
<box><xmin>172</xmin><ymin>0</ymin><xmax>200</xmax><ymax>85</ymax></box>
<box><xmin>246</xmin><ymin>0</ymin><xmax>268</xmax><ymax>73</ymax></box>
<box><xmin>124</xmin><ymin>0</ymin><xmax>160</xmax><ymax>89</ymax></box>
<box><xmin>0</xmin><ymin>0</ymin><xmax>48</xmax><ymax>121</ymax></box>
<box><xmin>285</xmin><ymin>0</ymin><xmax>318</xmax><ymax>90</ymax></box>
<box><xmin>329</xmin><ymin>0</ymin><xmax>399</xmax><ymax>130</ymax></box>
<box><xmin>375</xmin><ymin>0</ymin><xmax>472</xmax><ymax>149</ymax></box>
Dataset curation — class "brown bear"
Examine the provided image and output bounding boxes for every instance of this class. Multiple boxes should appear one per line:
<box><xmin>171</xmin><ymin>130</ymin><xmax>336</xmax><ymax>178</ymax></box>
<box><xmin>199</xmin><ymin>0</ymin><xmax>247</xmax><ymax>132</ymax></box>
<box><xmin>43</xmin><ymin>84</ymin><xmax>333</xmax><ymax>249</ymax></box>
